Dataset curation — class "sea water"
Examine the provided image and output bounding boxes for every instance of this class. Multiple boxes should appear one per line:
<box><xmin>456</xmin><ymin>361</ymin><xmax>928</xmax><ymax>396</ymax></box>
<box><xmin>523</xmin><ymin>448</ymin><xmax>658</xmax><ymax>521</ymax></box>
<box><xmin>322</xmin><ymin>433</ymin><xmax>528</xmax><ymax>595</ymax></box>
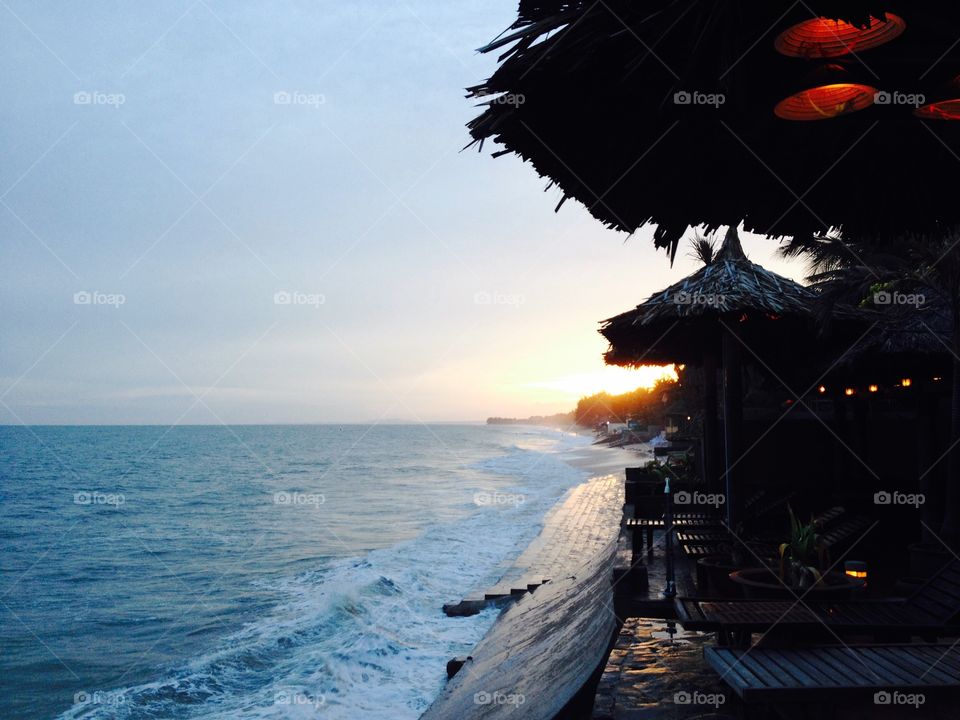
<box><xmin>0</xmin><ymin>424</ymin><xmax>609</xmax><ymax>719</ymax></box>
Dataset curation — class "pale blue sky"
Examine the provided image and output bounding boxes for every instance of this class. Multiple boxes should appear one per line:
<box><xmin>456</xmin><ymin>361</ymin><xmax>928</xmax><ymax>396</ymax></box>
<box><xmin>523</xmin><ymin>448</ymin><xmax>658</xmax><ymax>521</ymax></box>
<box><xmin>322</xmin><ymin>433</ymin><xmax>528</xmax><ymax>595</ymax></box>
<box><xmin>1</xmin><ymin>0</ymin><xmax>807</xmax><ymax>423</ymax></box>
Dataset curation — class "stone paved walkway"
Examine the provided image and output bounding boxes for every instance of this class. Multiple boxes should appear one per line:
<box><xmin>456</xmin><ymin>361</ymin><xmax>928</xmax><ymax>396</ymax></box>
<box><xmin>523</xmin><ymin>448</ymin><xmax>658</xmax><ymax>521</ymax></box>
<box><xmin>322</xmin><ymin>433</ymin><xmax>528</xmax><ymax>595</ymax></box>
<box><xmin>591</xmin><ymin>618</ymin><xmax>735</xmax><ymax>720</ymax></box>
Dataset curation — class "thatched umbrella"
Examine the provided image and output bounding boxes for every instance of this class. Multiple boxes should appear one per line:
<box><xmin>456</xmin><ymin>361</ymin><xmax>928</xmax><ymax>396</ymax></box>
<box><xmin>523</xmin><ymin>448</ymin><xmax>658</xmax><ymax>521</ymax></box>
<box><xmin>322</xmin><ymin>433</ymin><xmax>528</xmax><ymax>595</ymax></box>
<box><xmin>811</xmin><ymin>301</ymin><xmax>952</xmax><ymax>543</ymax></box>
<box><xmin>601</xmin><ymin>227</ymin><xmax>815</xmax><ymax>526</ymax></box>
<box><xmin>831</xmin><ymin>301</ymin><xmax>952</xmax><ymax>378</ymax></box>
<box><xmin>467</xmin><ymin>2</ymin><xmax>960</xmax><ymax>257</ymax></box>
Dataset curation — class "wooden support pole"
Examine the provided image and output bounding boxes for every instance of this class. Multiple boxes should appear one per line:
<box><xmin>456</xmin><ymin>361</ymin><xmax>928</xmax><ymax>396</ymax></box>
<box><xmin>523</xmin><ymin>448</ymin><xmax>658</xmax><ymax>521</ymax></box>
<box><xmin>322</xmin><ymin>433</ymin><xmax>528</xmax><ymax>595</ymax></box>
<box><xmin>703</xmin><ymin>348</ymin><xmax>720</xmax><ymax>493</ymax></box>
<box><xmin>722</xmin><ymin>326</ymin><xmax>743</xmax><ymax>530</ymax></box>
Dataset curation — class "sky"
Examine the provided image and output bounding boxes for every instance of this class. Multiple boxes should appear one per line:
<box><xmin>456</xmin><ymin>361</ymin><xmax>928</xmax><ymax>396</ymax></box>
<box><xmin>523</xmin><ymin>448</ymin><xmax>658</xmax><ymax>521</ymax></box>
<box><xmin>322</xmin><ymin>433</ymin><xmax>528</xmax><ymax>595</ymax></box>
<box><xmin>0</xmin><ymin>1</ymin><xmax>810</xmax><ymax>424</ymax></box>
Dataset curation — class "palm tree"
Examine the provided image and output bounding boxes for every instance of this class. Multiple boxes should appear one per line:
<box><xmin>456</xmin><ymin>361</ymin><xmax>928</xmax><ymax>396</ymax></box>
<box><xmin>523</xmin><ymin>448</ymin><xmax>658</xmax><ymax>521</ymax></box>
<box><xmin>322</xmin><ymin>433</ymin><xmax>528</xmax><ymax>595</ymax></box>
<box><xmin>688</xmin><ymin>233</ymin><xmax>717</xmax><ymax>267</ymax></box>
<box><xmin>783</xmin><ymin>231</ymin><xmax>960</xmax><ymax>546</ymax></box>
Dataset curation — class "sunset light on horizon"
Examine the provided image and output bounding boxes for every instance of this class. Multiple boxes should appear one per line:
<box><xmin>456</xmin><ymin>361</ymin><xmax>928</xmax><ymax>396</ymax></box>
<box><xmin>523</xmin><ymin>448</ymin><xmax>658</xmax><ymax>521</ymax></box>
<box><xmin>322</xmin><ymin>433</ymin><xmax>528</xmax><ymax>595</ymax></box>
<box><xmin>523</xmin><ymin>364</ymin><xmax>678</xmax><ymax>403</ymax></box>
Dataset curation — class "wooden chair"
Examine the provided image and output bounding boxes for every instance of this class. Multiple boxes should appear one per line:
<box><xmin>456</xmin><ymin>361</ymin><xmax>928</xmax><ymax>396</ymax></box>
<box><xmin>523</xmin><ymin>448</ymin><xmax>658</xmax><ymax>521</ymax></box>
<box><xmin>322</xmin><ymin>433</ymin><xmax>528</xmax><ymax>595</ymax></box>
<box><xmin>706</xmin><ymin>642</ymin><xmax>960</xmax><ymax>704</ymax></box>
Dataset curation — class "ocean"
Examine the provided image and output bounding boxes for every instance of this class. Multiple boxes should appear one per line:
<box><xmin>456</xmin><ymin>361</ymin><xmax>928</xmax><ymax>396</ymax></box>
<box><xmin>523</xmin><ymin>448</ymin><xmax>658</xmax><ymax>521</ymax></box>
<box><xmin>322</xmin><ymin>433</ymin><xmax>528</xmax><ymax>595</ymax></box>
<box><xmin>0</xmin><ymin>424</ymin><xmax>620</xmax><ymax>719</ymax></box>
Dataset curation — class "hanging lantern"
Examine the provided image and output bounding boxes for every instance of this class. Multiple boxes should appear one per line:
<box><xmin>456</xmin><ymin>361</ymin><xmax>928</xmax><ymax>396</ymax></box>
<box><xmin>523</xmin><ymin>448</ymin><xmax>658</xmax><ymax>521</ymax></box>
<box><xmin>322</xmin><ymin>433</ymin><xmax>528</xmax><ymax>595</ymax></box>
<box><xmin>775</xmin><ymin>15</ymin><xmax>906</xmax><ymax>59</ymax></box>
<box><xmin>844</xmin><ymin>387</ymin><xmax>856</xmax><ymax>396</ymax></box>
<box><xmin>915</xmin><ymin>99</ymin><xmax>960</xmax><ymax>121</ymax></box>
<box><xmin>868</xmin><ymin>384</ymin><xmax>879</xmax><ymax>393</ymax></box>
<box><xmin>915</xmin><ymin>76</ymin><xmax>960</xmax><ymax>120</ymax></box>
<box><xmin>901</xmin><ymin>378</ymin><xmax>913</xmax><ymax>387</ymax></box>
<box><xmin>775</xmin><ymin>65</ymin><xmax>878</xmax><ymax>121</ymax></box>
<box><xmin>775</xmin><ymin>83</ymin><xmax>878</xmax><ymax>121</ymax></box>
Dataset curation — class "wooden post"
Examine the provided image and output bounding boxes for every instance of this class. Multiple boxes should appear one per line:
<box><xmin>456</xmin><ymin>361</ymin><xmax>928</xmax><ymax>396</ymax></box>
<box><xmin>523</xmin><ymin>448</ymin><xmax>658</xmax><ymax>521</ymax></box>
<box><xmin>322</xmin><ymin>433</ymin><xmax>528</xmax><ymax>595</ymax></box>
<box><xmin>703</xmin><ymin>348</ymin><xmax>720</xmax><ymax>492</ymax></box>
<box><xmin>917</xmin><ymin>388</ymin><xmax>941</xmax><ymax>541</ymax></box>
<box><xmin>722</xmin><ymin>325</ymin><xmax>743</xmax><ymax>530</ymax></box>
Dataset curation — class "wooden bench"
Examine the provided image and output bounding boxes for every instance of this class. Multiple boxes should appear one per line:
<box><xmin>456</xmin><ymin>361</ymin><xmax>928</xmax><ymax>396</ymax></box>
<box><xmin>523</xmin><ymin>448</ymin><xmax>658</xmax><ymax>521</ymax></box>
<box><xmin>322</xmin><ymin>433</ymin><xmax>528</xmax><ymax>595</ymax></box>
<box><xmin>706</xmin><ymin>643</ymin><xmax>960</xmax><ymax>703</ymax></box>
<box><xmin>624</xmin><ymin>515</ymin><xmax>722</xmax><ymax>553</ymax></box>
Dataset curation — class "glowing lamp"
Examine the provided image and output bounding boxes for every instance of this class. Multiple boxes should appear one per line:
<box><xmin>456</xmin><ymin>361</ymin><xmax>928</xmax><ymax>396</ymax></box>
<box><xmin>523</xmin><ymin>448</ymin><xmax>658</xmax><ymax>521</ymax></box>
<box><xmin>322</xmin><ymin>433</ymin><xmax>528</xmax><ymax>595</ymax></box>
<box><xmin>775</xmin><ymin>15</ymin><xmax>906</xmax><ymax>59</ymax></box>
<box><xmin>775</xmin><ymin>83</ymin><xmax>878</xmax><ymax>121</ymax></box>
<box><xmin>901</xmin><ymin>378</ymin><xmax>913</xmax><ymax>387</ymax></box>
<box><xmin>934</xmin><ymin>376</ymin><xmax>943</xmax><ymax>382</ymax></box>
<box><xmin>914</xmin><ymin>75</ymin><xmax>960</xmax><ymax>120</ymax></box>
<box><xmin>915</xmin><ymin>99</ymin><xmax>960</xmax><ymax>121</ymax></box>
<box><xmin>844</xmin><ymin>387</ymin><xmax>856</xmax><ymax>396</ymax></box>
<box><xmin>844</xmin><ymin>560</ymin><xmax>868</xmax><ymax>585</ymax></box>
<box><xmin>818</xmin><ymin>385</ymin><xmax>827</xmax><ymax>394</ymax></box>
<box><xmin>868</xmin><ymin>384</ymin><xmax>879</xmax><ymax>393</ymax></box>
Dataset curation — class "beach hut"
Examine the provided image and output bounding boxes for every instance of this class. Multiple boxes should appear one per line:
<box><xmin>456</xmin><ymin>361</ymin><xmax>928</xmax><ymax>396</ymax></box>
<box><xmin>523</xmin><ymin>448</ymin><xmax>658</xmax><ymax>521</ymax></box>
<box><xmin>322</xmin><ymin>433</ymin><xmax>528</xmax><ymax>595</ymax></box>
<box><xmin>600</xmin><ymin>227</ymin><xmax>814</xmax><ymax>527</ymax></box>
<box><xmin>467</xmin><ymin>2</ymin><xmax>960</xmax><ymax>545</ymax></box>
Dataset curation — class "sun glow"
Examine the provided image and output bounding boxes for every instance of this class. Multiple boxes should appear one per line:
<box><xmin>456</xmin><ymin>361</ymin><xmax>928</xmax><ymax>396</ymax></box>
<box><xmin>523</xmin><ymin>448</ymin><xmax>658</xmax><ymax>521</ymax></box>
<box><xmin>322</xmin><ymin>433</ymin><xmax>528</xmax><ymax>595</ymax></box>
<box><xmin>526</xmin><ymin>365</ymin><xmax>677</xmax><ymax>399</ymax></box>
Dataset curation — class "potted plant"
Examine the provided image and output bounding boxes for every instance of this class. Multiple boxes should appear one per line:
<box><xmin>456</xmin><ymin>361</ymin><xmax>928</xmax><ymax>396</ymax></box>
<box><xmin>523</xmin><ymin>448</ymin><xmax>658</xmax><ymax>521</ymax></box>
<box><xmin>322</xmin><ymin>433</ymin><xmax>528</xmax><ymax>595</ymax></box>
<box><xmin>729</xmin><ymin>507</ymin><xmax>865</xmax><ymax>599</ymax></box>
<box><xmin>778</xmin><ymin>506</ymin><xmax>825</xmax><ymax>592</ymax></box>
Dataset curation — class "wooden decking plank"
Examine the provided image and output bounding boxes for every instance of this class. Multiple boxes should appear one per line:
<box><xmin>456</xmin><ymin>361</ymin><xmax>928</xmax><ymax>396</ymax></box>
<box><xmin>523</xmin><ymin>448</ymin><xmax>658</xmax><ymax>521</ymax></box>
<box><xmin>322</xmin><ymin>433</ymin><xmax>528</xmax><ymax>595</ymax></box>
<box><xmin>731</xmin><ymin>652</ymin><xmax>782</xmax><ymax>689</ymax></box>
<box><xmin>777</xmin><ymin>649</ymin><xmax>844</xmax><ymax>686</ymax></box>
<box><xmin>704</xmin><ymin>648</ymin><xmax>758</xmax><ymax>696</ymax></box>
<box><xmin>858</xmin><ymin>647</ymin><xmax>922</xmax><ymax>684</ymax></box>
<box><xmin>703</xmin><ymin>649</ymin><xmax>744</xmax><ymax>697</ymax></box>
<box><xmin>819</xmin><ymin>647</ymin><xmax>884</xmax><ymax>684</ymax></box>
<box><xmin>887</xmin><ymin>646</ymin><xmax>956</xmax><ymax>684</ymax></box>
<box><xmin>931</xmin><ymin>647</ymin><xmax>960</xmax><ymax>674</ymax></box>
<box><xmin>812</xmin><ymin>647</ymin><xmax>873</xmax><ymax>686</ymax></box>
<box><xmin>763</xmin><ymin>650</ymin><xmax>822</xmax><ymax>687</ymax></box>
<box><xmin>909</xmin><ymin>645</ymin><xmax>960</xmax><ymax>675</ymax></box>
<box><xmin>735</xmin><ymin>652</ymin><xmax>788</xmax><ymax>688</ymax></box>
<box><xmin>844</xmin><ymin>646</ymin><xmax>905</xmax><ymax>684</ymax></box>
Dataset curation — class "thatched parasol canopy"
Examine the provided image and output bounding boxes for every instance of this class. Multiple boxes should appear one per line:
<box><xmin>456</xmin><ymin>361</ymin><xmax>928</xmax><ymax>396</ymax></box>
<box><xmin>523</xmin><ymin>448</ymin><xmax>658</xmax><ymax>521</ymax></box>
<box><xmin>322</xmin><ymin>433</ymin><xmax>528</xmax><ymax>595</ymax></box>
<box><xmin>828</xmin><ymin>299</ymin><xmax>952</xmax><ymax>380</ymax></box>
<box><xmin>601</xmin><ymin>228</ymin><xmax>815</xmax><ymax>366</ymax></box>
<box><xmin>468</xmin><ymin>2</ymin><xmax>960</xmax><ymax>257</ymax></box>
<box><xmin>598</xmin><ymin>227</ymin><xmax>815</xmax><ymax>514</ymax></box>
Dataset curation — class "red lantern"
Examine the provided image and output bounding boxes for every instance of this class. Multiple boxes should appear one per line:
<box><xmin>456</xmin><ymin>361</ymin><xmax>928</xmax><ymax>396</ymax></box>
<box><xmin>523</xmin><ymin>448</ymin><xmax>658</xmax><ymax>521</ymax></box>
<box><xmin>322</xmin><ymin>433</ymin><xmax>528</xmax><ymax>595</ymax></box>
<box><xmin>775</xmin><ymin>15</ymin><xmax>906</xmax><ymax>59</ymax></box>
<box><xmin>915</xmin><ymin>99</ymin><xmax>960</xmax><ymax>121</ymax></box>
<box><xmin>775</xmin><ymin>83</ymin><xmax>877</xmax><ymax>121</ymax></box>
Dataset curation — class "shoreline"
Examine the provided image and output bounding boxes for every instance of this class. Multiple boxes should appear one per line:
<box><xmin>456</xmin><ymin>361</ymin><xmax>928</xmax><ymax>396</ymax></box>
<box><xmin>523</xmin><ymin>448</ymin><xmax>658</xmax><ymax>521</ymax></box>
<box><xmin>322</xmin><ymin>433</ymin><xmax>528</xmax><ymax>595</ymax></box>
<box><xmin>422</xmin><ymin>436</ymin><xmax>634</xmax><ymax>719</ymax></box>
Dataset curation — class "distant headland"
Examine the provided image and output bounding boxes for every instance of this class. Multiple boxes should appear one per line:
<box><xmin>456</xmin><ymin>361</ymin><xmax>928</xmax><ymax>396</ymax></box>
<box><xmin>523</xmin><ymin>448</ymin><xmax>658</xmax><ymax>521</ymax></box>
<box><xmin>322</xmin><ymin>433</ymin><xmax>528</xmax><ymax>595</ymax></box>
<box><xmin>485</xmin><ymin>413</ymin><xmax>574</xmax><ymax>427</ymax></box>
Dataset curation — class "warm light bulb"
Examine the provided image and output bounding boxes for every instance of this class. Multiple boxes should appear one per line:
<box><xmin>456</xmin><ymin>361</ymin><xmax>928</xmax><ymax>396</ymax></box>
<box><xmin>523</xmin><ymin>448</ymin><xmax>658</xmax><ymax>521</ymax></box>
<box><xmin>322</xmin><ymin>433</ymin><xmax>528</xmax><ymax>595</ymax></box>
<box><xmin>901</xmin><ymin>378</ymin><xmax>912</xmax><ymax>387</ymax></box>
<box><xmin>868</xmin><ymin>384</ymin><xmax>878</xmax><ymax>393</ymax></box>
<box><xmin>844</xmin><ymin>388</ymin><xmax>855</xmax><ymax>396</ymax></box>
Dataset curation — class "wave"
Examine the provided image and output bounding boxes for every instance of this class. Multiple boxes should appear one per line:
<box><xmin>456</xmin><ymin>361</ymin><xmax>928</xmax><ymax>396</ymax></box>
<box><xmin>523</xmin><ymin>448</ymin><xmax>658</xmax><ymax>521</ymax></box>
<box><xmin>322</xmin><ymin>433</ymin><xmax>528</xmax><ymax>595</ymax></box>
<box><xmin>59</xmin><ymin>429</ymin><xmax>595</xmax><ymax>719</ymax></box>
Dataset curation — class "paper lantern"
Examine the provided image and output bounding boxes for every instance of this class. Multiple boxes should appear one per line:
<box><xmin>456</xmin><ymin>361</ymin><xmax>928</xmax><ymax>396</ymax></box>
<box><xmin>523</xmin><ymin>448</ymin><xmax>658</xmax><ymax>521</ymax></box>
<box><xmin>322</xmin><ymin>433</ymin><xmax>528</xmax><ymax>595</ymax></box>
<box><xmin>775</xmin><ymin>15</ymin><xmax>906</xmax><ymax>59</ymax></box>
<box><xmin>775</xmin><ymin>83</ymin><xmax>877</xmax><ymax>121</ymax></box>
<box><xmin>915</xmin><ymin>99</ymin><xmax>960</xmax><ymax>121</ymax></box>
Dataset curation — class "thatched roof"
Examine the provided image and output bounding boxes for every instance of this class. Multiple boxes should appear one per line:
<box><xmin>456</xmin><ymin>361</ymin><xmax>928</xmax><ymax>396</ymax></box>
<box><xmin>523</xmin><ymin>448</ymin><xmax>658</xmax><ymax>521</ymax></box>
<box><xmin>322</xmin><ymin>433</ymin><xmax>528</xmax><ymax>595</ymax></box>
<box><xmin>468</xmin><ymin>2</ymin><xmax>960</xmax><ymax>257</ymax></box>
<box><xmin>601</xmin><ymin>228</ymin><xmax>814</xmax><ymax>366</ymax></box>
<box><xmin>827</xmin><ymin>297</ymin><xmax>953</xmax><ymax>377</ymax></box>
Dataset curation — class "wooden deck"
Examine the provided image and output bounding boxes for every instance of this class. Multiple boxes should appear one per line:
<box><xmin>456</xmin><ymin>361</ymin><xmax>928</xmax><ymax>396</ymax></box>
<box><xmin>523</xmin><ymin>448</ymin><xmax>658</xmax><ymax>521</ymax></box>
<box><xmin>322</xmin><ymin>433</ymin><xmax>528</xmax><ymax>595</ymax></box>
<box><xmin>706</xmin><ymin>644</ymin><xmax>960</xmax><ymax>702</ymax></box>
<box><xmin>422</xmin><ymin>474</ymin><xmax>624</xmax><ymax>719</ymax></box>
